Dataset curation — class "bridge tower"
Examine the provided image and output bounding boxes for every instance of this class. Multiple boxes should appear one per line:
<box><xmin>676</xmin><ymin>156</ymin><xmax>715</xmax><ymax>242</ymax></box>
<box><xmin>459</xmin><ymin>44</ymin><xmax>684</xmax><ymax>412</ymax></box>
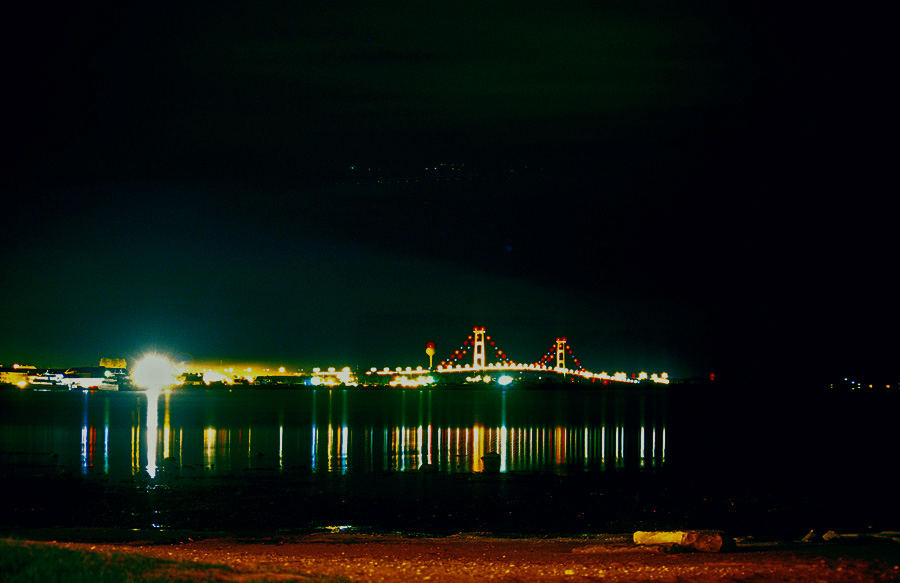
<box><xmin>473</xmin><ymin>327</ymin><xmax>486</xmax><ymax>369</ymax></box>
<box><xmin>555</xmin><ymin>337</ymin><xmax>567</xmax><ymax>370</ymax></box>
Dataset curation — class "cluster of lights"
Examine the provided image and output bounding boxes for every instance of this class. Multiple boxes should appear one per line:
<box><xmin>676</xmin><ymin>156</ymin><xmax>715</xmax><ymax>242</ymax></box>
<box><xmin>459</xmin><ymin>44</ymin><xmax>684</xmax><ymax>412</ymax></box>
<box><xmin>842</xmin><ymin>378</ymin><xmax>892</xmax><ymax>390</ymax></box>
<box><xmin>463</xmin><ymin>374</ymin><xmax>515</xmax><ymax>386</ymax></box>
<box><xmin>310</xmin><ymin>367</ymin><xmax>357</xmax><ymax>387</ymax></box>
<box><xmin>389</xmin><ymin>375</ymin><xmax>435</xmax><ymax>387</ymax></box>
<box><xmin>371</xmin><ymin>366</ymin><xmax>430</xmax><ymax>376</ymax></box>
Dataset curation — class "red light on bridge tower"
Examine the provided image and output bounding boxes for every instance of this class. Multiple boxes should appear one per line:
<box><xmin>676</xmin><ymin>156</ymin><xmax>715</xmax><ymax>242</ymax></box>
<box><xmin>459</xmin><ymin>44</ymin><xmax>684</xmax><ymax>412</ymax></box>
<box><xmin>555</xmin><ymin>337</ymin><xmax>567</xmax><ymax>370</ymax></box>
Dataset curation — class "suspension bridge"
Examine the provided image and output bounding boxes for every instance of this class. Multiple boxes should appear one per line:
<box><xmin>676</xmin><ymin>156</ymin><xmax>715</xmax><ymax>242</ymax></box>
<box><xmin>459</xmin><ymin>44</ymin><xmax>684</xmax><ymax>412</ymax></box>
<box><xmin>369</xmin><ymin>326</ymin><xmax>669</xmax><ymax>386</ymax></box>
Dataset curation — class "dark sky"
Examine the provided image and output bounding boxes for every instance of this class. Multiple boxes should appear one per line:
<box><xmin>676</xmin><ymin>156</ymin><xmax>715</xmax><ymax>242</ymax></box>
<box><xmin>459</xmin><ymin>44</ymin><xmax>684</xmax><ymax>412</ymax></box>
<box><xmin>1</xmin><ymin>1</ymin><xmax>891</xmax><ymax>382</ymax></box>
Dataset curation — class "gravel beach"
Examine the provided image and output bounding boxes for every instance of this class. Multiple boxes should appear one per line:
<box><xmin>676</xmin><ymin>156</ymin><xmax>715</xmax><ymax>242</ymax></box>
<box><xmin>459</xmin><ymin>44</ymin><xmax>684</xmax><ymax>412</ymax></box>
<box><xmin>28</xmin><ymin>532</ymin><xmax>899</xmax><ymax>582</ymax></box>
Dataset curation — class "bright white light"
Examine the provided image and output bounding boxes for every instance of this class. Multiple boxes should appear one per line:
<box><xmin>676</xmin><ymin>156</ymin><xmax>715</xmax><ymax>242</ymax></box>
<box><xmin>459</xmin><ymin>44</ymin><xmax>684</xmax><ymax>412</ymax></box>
<box><xmin>498</xmin><ymin>375</ymin><xmax>514</xmax><ymax>386</ymax></box>
<box><xmin>202</xmin><ymin>371</ymin><xmax>228</xmax><ymax>385</ymax></box>
<box><xmin>133</xmin><ymin>353</ymin><xmax>178</xmax><ymax>391</ymax></box>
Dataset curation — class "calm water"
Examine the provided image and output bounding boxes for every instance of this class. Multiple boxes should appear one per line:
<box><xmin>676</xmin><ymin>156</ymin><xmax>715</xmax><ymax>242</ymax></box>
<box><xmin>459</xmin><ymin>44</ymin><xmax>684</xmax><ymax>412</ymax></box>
<box><xmin>0</xmin><ymin>387</ymin><xmax>668</xmax><ymax>479</ymax></box>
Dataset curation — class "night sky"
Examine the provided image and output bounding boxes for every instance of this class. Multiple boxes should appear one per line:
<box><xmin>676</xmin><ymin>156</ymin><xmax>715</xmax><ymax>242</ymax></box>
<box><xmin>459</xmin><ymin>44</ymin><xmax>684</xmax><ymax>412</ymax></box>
<box><xmin>1</xmin><ymin>1</ymin><xmax>890</xmax><ymax>382</ymax></box>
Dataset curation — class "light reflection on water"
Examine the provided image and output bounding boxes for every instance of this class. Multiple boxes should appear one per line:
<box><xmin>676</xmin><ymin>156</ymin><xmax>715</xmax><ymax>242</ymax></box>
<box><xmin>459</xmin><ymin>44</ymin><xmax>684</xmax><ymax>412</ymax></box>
<box><xmin>0</xmin><ymin>388</ymin><xmax>667</xmax><ymax>478</ymax></box>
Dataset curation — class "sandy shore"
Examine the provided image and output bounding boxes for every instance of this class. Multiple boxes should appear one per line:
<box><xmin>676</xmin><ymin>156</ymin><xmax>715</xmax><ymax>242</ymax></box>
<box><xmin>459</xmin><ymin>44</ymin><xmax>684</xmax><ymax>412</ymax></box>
<box><xmin>40</xmin><ymin>532</ymin><xmax>900</xmax><ymax>583</ymax></box>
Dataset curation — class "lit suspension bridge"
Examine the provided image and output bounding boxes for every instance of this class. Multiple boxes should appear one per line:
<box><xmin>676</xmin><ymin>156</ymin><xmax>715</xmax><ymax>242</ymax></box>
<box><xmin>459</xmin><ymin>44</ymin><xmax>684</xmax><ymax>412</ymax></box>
<box><xmin>370</xmin><ymin>326</ymin><xmax>669</xmax><ymax>386</ymax></box>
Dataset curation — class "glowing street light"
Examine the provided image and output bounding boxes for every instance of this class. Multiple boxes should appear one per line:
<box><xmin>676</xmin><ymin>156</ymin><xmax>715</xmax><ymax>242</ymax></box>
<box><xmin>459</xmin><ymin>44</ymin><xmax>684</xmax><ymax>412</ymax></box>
<box><xmin>132</xmin><ymin>353</ymin><xmax>178</xmax><ymax>391</ymax></box>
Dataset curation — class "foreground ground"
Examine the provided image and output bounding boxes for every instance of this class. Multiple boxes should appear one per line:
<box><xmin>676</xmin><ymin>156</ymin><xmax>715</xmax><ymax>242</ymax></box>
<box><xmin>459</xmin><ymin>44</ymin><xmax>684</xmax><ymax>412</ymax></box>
<box><xmin>7</xmin><ymin>531</ymin><xmax>899</xmax><ymax>583</ymax></box>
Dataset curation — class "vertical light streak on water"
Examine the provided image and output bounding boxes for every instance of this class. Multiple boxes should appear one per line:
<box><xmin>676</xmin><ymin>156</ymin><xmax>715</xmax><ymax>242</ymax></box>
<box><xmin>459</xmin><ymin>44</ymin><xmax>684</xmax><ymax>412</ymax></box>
<box><xmin>327</xmin><ymin>423</ymin><xmax>334</xmax><ymax>473</ymax></box>
<box><xmin>467</xmin><ymin>427</ymin><xmax>475</xmax><ymax>472</ymax></box>
<box><xmin>341</xmin><ymin>424</ymin><xmax>348</xmax><ymax>474</ymax></box>
<box><xmin>507</xmin><ymin>428</ymin><xmax>514</xmax><ymax>472</ymax></box>
<box><xmin>500</xmin><ymin>391</ymin><xmax>507</xmax><ymax>472</ymax></box>
<box><xmin>583</xmin><ymin>427</ymin><xmax>591</xmax><ymax>466</ymax></box>
<box><xmin>409</xmin><ymin>426</ymin><xmax>416</xmax><ymax>470</ymax></box>
<box><xmin>473</xmin><ymin>425</ymin><xmax>483</xmax><ymax>473</ymax></box>
<box><xmin>500</xmin><ymin>425</ymin><xmax>508</xmax><ymax>473</ymax></box>
<box><xmin>662</xmin><ymin>427</ymin><xmax>666</xmax><ymax>464</ymax></box>
<box><xmin>395</xmin><ymin>426</ymin><xmax>401</xmax><ymax>472</ymax></box>
<box><xmin>341</xmin><ymin>390</ymin><xmax>348</xmax><ymax>473</ymax></box>
<box><xmin>427</xmin><ymin>424</ymin><xmax>433</xmax><ymax>466</ymax></box>
<box><xmin>416</xmin><ymin>393</ymin><xmax>424</xmax><ymax>469</ymax></box>
<box><xmin>652</xmin><ymin>427</ymin><xmax>657</xmax><ymax>467</ymax></box>
<box><xmin>640</xmin><ymin>426</ymin><xmax>646</xmax><ymax>468</ymax></box>
<box><xmin>81</xmin><ymin>425</ymin><xmax>88</xmax><ymax>475</ymax></box>
<box><xmin>103</xmin><ymin>425</ymin><xmax>109</xmax><ymax>474</ymax></box>
<box><xmin>162</xmin><ymin>394</ymin><xmax>171</xmax><ymax>463</ymax></box>
<box><xmin>417</xmin><ymin>425</ymin><xmax>423</xmax><ymax>469</ymax></box>
<box><xmin>145</xmin><ymin>390</ymin><xmax>159</xmax><ymax>478</ymax></box>
<box><xmin>326</xmin><ymin>389</ymin><xmax>333</xmax><ymax>472</ymax></box>
<box><xmin>310</xmin><ymin>425</ymin><xmax>318</xmax><ymax>473</ymax></box>
<box><xmin>436</xmin><ymin>426</ymin><xmax>443</xmax><ymax>470</ymax></box>
<box><xmin>396</xmin><ymin>426</ymin><xmax>403</xmax><ymax>472</ymax></box>
<box><xmin>131</xmin><ymin>424</ymin><xmax>139</xmax><ymax>475</ymax></box>
<box><xmin>81</xmin><ymin>391</ymin><xmax>89</xmax><ymax>475</ymax></box>
<box><xmin>555</xmin><ymin>426</ymin><xmax>564</xmax><ymax>468</ymax></box>
<box><xmin>507</xmin><ymin>428</ymin><xmax>515</xmax><ymax>472</ymax></box>
<box><xmin>223</xmin><ymin>429</ymin><xmax>232</xmax><ymax>472</ymax></box>
<box><xmin>311</xmin><ymin>390</ymin><xmax>318</xmax><ymax>472</ymax></box>
<box><xmin>247</xmin><ymin>427</ymin><xmax>252</xmax><ymax>468</ymax></box>
<box><xmin>103</xmin><ymin>398</ymin><xmax>110</xmax><ymax>475</ymax></box>
<box><xmin>279</xmin><ymin>425</ymin><xmax>284</xmax><ymax>471</ymax></box>
<box><xmin>614</xmin><ymin>426</ymin><xmax>620</xmax><ymax>466</ymax></box>
<box><xmin>204</xmin><ymin>427</ymin><xmax>216</xmax><ymax>470</ymax></box>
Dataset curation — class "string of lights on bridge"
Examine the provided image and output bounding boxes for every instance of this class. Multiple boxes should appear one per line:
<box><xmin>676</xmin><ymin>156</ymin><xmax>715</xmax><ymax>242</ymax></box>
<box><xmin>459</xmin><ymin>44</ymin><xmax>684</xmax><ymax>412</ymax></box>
<box><xmin>372</xmin><ymin>326</ymin><xmax>669</xmax><ymax>387</ymax></box>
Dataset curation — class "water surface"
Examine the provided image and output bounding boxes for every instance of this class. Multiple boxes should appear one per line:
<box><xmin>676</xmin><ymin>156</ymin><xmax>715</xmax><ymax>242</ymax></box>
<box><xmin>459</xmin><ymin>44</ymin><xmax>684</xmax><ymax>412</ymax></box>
<box><xmin>0</xmin><ymin>387</ymin><xmax>668</xmax><ymax>479</ymax></box>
